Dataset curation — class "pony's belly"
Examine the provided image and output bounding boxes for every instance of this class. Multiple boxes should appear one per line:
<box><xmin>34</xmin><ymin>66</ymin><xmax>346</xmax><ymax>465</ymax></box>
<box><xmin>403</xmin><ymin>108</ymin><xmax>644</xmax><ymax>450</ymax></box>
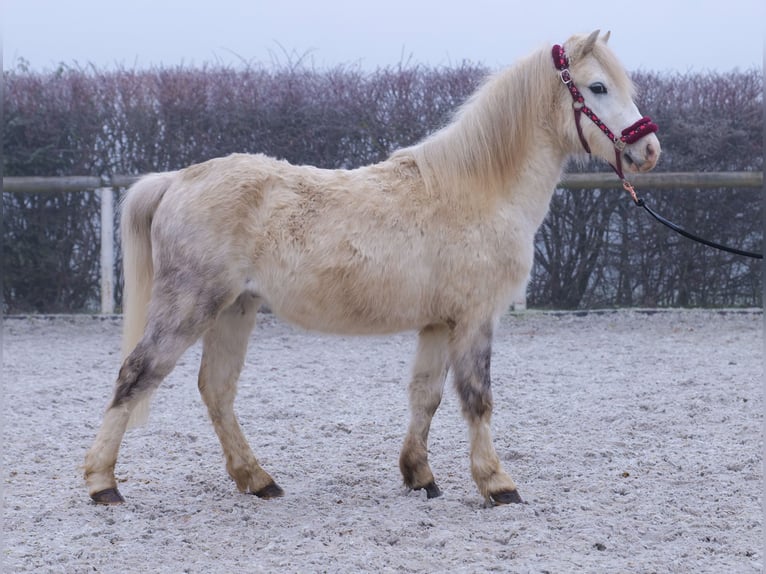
<box><xmin>247</xmin><ymin>265</ymin><xmax>424</xmax><ymax>334</ymax></box>
<box><xmin>266</xmin><ymin>296</ymin><xmax>422</xmax><ymax>336</ymax></box>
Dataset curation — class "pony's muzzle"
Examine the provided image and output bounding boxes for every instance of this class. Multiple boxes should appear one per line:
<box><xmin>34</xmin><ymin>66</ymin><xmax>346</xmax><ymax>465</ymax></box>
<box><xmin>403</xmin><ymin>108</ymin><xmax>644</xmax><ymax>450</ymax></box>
<box><xmin>620</xmin><ymin>116</ymin><xmax>660</xmax><ymax>173</ymax></box>
<box><xmin>624</xmin><ymin>136</ymin><xmax>661</xmax><ymax>173</ymax></box>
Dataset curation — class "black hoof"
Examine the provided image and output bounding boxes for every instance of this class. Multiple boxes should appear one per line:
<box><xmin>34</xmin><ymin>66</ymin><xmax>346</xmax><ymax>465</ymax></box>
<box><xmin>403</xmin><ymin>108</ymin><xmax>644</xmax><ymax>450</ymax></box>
<box><xmin>416</xmin><ymin>481</ymin><xmax>442</xmax><ymax>499</ymax></box>
<box><xmin>253</xmin><ymin>482</ymin><xmax>284</xmax><ymax>499</ymax></box>
<box><xmin>91</xmin><ymin>488</ymin><xmax>125</xmax><ymax>505</ymax></box>
<box><xmin>490</xmin><ymin>489</ymin><xmax>523</xmax><ymax>505</ymax></box>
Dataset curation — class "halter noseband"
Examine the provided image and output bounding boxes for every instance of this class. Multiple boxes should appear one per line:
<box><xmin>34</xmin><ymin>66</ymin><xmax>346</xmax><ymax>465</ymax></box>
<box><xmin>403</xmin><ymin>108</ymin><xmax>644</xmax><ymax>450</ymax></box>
<box><xmin>552</xmin><ymin>44</ymin><xmax>658</xmax><ymax>180</ymax></box>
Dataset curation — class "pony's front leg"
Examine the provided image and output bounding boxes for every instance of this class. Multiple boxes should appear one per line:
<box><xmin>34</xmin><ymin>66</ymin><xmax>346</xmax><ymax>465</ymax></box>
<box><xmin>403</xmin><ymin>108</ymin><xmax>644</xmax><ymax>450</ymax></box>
<box><xmin>399</xmin><ymin>324</ymin><xmax>449</xmax><ymax>498</ymax></box>
<box><xmin>198</xmin><ymin>294</ymin><xmax>283</xmax><ymax>499</ymax></box>
<box><xmin>450</xmin><ymin>320</ymin><xmax>523</xmax><ymax>505</ymax></box>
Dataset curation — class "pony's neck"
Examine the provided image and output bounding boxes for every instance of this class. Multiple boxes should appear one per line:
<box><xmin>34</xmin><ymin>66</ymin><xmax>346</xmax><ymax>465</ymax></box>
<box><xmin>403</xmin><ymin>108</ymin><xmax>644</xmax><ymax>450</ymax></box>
<box><xmin>398</xmin><ymin>46</ymin><xmax>568</xmax><ymax>206</ymax></box>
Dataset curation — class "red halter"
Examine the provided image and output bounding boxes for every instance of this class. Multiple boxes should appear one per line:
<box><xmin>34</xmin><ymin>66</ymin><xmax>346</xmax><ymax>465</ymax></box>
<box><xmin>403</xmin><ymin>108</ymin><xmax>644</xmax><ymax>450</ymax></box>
<box><xmin>551</xmin><ymin>44</ymin><xmax>658</xmax><ymax>180</ymax></box>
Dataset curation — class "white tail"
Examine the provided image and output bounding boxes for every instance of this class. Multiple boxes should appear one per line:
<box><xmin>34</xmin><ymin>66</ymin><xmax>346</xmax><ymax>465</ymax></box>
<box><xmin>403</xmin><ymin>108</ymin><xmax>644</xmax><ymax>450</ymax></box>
<box><xmin>120</xmin><ymin>172</ymin><xmax>174</xmax><ymax>426</ymax></box>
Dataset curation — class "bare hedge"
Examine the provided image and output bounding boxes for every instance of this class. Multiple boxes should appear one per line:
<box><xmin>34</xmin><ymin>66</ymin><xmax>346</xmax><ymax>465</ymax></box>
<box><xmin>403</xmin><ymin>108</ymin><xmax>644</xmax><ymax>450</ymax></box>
<box><xmin>2</xmin><ymin>63</ymin><xmax>762</xmax><ymax>312</ymax></box>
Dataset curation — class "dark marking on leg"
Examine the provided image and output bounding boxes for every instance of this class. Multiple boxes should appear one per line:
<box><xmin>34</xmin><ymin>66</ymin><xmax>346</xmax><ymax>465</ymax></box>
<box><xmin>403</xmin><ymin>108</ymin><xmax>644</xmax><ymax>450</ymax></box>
<box><xmin>110</xmin><ymin>274</ymin><xmax>234</xmax><ymax>411</ymax></box>
<box><xmin>454</xmin><ymin>335</ymin><xmax>493</xmax><ymax>421</ymax></box>
<box><xmin>110</xmin><ymin>344</ymin><xmax>151</xmax><ymax>408</ymax></box>
<box><xmin>451</xmin><ymin>320</ymin><xmax>521</xmax><ymax>502</ymax></box>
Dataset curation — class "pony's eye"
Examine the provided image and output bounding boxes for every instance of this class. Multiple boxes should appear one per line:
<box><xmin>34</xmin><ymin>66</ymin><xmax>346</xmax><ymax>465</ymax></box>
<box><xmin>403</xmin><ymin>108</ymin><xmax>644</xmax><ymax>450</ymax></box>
<box><xmin>589</xmin><ymin>82</ymin><xmax>608</xmax><ymax>95</ymax></box>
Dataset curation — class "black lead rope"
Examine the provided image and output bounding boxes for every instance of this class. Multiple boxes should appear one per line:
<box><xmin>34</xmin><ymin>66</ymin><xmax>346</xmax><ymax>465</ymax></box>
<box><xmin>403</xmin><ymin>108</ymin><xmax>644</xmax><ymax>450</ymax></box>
<box><xmin>626</xmin><ymin>188</ymin><xmax>763</xmax><ymax>260</ymax></box>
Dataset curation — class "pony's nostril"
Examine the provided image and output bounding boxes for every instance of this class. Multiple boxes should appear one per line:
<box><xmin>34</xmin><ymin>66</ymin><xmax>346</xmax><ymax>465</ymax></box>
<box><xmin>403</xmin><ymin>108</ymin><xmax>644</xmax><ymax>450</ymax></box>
<box><xmin>645</xmin><ymin>143</ymin><xmax>656</xmax><ymax>159</ymax></box>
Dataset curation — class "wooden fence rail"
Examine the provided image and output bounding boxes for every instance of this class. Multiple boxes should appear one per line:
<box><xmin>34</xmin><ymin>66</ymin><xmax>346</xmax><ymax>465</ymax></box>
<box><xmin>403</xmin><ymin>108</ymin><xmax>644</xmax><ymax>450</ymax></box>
<box><xmin>4</xmin><ymin>171</ymin><xmax>763</xmax><ymax>194</ymax></box>
<box><xmin>4</xmin><ymin>171</ymin><xmax>763</xmax><ymax>313</ymax></box>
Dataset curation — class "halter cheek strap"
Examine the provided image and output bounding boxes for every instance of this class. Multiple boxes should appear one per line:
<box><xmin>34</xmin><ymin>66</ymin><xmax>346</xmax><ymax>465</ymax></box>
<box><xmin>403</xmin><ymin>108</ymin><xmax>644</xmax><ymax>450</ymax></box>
<box><xmin>551</xmin><ymin>44</ymin><xmax>658</xmax><ymax>180</ymax></box>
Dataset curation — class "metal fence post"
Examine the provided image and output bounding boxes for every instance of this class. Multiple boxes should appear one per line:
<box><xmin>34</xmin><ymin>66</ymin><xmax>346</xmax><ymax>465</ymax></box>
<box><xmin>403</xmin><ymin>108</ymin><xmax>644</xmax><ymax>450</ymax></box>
<box><xmin>99</xmin><ymin>187</ymin><xmax>115</xmax><ymax>314</ymax></box>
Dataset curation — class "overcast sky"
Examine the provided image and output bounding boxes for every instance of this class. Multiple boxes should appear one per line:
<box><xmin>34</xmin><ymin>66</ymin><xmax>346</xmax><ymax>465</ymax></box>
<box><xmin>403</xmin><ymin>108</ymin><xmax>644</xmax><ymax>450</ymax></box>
<box><xmin>3</xmin><ymin>0</ymin><xmax>764</xmax><ymax>72</ymax></box>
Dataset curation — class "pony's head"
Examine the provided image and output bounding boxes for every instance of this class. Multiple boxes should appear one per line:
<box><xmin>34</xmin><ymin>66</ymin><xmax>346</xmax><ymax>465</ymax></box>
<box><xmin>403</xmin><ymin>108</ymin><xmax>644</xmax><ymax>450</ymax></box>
<box><xmin>555</xmin><ymin>30</ymin><xmax>660</xmax><ymax>175</ymax></box>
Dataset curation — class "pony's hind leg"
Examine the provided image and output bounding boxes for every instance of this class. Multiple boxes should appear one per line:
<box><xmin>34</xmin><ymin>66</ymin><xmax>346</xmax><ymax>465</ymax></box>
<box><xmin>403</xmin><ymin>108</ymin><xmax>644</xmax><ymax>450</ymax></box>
<box><xmin>84</xmin><ymin>316</ymin><xmax>207</xmax><ymax>504</ymax></box>
<box><xmin>84</xmin><ymin>277</ymin><xmax>234</xmax><ymax>504</ymax></box>
<box><xmin>198</xmin><ymin>293</ymin><xmax>283</xmax><ymax>499</ymax></box>
<box><xmin>399</xmin><ymin>324</ymin><xmax>450</xmax><ymax>499</ymax></box>
<box><xmin>450</xmin><ymin>320</ymin><xmax>522</xmax><ymax>505</ymax></box>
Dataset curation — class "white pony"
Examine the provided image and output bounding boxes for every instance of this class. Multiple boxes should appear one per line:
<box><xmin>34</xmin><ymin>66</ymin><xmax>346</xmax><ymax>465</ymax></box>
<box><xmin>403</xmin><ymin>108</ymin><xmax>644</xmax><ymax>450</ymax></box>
<box><xmin>85</xmin><ymin>30</ymin><xmax>659</xmax><ymax>505</ymax></box>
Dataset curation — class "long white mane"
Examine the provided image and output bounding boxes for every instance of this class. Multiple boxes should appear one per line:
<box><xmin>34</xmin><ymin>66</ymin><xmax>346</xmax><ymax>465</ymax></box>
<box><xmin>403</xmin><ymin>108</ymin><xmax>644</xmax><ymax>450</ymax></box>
<box><xmin>395</xmin><ymin>34</ymin><xmax>636</xmax><ymax>196</ymax></box>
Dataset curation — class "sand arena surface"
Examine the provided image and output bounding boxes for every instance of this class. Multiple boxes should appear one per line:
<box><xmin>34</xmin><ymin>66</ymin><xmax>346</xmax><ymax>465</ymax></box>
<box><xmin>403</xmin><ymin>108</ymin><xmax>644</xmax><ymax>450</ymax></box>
<box><xmin>2</xmin><ymin>309</ymin><xmax>763</xmax><ymax>573</ymax></box>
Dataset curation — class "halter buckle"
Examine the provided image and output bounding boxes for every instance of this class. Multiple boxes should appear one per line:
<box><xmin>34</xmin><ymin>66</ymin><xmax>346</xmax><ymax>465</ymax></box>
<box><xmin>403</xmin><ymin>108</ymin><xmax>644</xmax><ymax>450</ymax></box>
<box><xmin>614</xmin><ymin>139</ymin><xmax>627</xmax><ymax>151</ymax></box>
<box><xmin>559</xmin><ymin>69</ymin><xmax>572</xmax><ymax>85</ymax></box>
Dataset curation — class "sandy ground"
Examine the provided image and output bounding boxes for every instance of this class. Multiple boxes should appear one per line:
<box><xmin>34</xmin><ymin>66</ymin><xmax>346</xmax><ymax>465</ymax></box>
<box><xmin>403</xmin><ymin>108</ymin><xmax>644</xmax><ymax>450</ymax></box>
<box><xmin>2</xmin><ymin>309</ymin><xmax>763</xmax><ymax>573</ymax></box>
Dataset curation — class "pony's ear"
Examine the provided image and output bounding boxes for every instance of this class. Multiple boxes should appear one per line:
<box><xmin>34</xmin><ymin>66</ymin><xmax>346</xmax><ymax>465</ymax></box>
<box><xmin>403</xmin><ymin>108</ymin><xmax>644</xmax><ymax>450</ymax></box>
<box><xmin>582</xmin><ymin>30</ymin><xmax>600</xmax><ymax>54</ymax></box>
<box><xmin>602</xmin><ymin>30</ymin><xmax>611</xmax><ymax>44</ymax></box>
